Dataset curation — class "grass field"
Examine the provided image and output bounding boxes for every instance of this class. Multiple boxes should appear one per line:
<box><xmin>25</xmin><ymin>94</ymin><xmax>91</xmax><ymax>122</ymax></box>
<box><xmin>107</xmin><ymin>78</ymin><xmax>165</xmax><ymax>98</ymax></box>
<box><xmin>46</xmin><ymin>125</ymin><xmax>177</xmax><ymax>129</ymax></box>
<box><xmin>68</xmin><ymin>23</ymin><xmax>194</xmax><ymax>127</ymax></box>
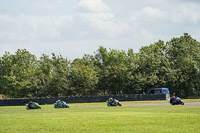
<box><xmin>1</xmin><ymin>100</ymin><xmax>200</xmax><ymax>133</ymax></box>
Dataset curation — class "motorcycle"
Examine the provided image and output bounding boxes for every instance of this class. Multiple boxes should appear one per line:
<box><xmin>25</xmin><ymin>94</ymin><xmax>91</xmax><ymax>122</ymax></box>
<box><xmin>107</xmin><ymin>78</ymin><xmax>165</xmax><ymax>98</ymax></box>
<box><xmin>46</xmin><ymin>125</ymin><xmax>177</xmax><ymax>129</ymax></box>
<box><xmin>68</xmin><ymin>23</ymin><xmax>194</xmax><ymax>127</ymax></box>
<box><xmin>25</xmin><ymin>102</ymin><xmax>41</xmax><ymax>110</ymax></box>
<box><xmin>170</xmin><ymin>97</ymin><xmax>184</xmax><ymax>105</ymax></box>
<box><xmin>53</xmin><ymin>101</ymin><xmax>70</xmax><ymax>108</ymax></box>
<box><xmin>107</xmin><ymin>99</ymin><xmax>122</xmax><ymax>107</ymax></box>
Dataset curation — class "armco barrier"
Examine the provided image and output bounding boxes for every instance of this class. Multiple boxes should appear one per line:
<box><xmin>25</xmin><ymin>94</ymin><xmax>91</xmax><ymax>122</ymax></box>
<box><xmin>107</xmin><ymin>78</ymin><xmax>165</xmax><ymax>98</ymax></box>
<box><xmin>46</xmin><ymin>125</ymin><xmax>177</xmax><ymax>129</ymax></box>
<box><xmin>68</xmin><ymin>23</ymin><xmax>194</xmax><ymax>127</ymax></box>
<box><xmin>0</xmin><ymin>94</ymin><xmax>169</xmax><ymax>106</ymax></box>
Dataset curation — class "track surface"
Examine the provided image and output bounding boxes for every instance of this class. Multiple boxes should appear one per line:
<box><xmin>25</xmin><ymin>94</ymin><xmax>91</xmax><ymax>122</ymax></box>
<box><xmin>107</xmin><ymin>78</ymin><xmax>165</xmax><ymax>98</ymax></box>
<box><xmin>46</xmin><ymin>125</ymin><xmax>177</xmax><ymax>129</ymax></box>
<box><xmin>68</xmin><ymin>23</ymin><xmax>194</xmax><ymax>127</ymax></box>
<box><xmin>77</xmin><ymin>102</ymin><xmax>200</xmax><ymax>108</ymax></box>
<box><xmin>1</xmin><ymin>102</ymin><xmax>200</xmax><ymax>111</ymax></box>
<box><xmin>124</xmin><ymin>102</ymin><xmax>200</xmax><ymax>106</ymax></box>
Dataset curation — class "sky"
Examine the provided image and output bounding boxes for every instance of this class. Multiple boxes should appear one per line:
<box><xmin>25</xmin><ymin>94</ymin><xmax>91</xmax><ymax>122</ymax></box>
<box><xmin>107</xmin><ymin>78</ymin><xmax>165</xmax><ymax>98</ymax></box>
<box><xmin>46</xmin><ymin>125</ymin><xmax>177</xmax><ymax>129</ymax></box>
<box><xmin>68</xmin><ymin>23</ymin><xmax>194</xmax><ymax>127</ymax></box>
<box><xmin>0</xmin><ymin>0</ymin><xmax>200</xmax><ymax>60</ymax></box>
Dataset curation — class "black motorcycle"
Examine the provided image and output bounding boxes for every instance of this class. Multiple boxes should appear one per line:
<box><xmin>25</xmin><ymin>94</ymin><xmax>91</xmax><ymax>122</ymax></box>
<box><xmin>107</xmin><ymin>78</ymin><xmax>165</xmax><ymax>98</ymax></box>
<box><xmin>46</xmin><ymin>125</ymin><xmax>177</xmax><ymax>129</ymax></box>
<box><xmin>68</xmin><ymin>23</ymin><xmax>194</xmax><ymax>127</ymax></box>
<box><xmin>170</xmin><ymin>97</ymin><xmax>184</xmax><ymax>105</ymax></box>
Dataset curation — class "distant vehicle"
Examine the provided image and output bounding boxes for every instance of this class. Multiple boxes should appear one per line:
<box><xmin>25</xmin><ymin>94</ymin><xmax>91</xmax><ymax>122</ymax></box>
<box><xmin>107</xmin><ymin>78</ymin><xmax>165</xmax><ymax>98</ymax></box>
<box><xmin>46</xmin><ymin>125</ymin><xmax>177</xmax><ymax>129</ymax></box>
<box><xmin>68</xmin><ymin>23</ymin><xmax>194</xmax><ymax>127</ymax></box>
<box><xmin>148</xmin><ymin>88</ymin><xmax>170</xmax><ymax>94</ymax></box>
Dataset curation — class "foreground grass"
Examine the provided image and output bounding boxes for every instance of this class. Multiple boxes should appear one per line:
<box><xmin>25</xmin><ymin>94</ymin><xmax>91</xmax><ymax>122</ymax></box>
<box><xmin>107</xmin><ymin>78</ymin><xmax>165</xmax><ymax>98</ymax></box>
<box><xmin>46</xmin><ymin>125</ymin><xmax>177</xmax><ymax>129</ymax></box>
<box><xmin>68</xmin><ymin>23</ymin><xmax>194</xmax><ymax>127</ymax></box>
<box><xmin>0</xmin><ymin>100</ymin><xmax>200</xmax><ymax>133</ymax></box>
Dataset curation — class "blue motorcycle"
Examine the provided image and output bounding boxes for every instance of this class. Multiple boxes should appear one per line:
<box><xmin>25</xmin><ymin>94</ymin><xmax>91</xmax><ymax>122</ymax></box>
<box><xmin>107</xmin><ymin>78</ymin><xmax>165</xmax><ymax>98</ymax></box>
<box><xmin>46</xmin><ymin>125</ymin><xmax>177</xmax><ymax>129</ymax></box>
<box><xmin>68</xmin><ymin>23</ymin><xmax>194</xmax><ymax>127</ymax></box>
<box><xmin>170</xmin><ymin>96</ymin><xmax>184</xmax><ymax>105</ymax></box>
<box><xmin>54</xmin><ymin>101</ymin><xmax>70</xmax><ymax>108</ymax></box>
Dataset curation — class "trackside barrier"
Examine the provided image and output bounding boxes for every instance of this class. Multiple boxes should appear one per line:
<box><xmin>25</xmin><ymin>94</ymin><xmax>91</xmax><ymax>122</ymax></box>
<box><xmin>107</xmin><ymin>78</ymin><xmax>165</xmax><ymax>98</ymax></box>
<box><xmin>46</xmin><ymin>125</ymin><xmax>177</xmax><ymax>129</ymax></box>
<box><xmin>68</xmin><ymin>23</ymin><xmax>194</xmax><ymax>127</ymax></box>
<box><xmin>0</xmin><ymin>94</ymin><xmax>169</xmax><ymax>106</ymax></box>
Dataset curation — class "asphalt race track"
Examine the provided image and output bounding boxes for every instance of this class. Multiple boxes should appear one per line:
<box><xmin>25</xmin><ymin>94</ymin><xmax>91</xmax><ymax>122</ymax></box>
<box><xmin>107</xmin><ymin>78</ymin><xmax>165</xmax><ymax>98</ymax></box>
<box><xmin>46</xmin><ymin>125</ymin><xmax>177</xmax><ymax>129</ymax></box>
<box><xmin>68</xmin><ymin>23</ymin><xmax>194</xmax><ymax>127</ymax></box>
<box><xmin>1</xmin><ymin>102</ymin><xmax>200</xmax><ymax>111</ymax></box>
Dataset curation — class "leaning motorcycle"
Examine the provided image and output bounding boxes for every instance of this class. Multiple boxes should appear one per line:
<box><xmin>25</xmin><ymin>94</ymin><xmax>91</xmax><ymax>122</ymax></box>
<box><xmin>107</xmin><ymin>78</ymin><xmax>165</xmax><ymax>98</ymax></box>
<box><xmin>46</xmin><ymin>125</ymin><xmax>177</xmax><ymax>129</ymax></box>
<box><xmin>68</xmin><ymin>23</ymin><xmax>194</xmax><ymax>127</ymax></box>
<box><xmin>107</xmin><ymin>99</ymin><xmax>122</xmax><ymax>107</ymax></box>
<box><xmin>54</xmin><ymin>101</ymin><xmax>70</xmax><ymax>108</ymax></box>
<box><xmin>170</xmin><ymin>97</ymin><xmax>184</xmax><ymax>105</ymax></box>
<box><xmin>25</xmin><ymin>102</ymin><xmax>41</xmax><ymax>110</ymax></box>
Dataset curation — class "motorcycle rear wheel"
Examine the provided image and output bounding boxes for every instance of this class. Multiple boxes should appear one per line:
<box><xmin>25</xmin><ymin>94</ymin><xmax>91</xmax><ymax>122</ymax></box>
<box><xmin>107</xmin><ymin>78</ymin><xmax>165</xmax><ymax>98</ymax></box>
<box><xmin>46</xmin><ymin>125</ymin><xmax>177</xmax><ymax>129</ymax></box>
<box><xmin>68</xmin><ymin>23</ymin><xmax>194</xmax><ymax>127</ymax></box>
<box><xmin>118</xmin><ymin>103</ymin><xmax>122</xmax><ymax>106</ymax></box>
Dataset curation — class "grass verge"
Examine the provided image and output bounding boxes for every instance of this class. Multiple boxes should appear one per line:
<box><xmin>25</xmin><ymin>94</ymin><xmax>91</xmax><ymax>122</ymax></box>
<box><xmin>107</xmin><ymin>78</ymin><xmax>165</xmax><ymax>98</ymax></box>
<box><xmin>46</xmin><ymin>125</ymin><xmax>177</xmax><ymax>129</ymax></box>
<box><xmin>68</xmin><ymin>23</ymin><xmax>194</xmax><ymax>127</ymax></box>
<box><xmin>0</xmin><ymin>100</ymin><xmax>200</xmax><ymax>133</ymax></box>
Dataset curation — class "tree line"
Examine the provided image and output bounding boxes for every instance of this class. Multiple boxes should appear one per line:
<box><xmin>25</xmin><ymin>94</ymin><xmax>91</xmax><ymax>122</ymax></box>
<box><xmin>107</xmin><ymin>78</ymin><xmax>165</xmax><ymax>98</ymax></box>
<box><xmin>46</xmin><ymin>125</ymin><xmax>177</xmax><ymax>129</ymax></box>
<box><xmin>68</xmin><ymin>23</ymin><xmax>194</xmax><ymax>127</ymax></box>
<box><xmin>0</xmin><ymin>33</ymin><xmax>200</xmax><ymax>98</ymax></box>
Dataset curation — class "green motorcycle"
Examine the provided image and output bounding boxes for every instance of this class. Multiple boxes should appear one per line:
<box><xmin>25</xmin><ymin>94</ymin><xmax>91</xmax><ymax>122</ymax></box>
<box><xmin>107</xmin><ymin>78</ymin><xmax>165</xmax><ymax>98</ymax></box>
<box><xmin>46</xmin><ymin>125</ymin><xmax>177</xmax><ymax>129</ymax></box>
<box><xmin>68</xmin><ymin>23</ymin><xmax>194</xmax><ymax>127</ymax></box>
<box><xmin>25</xmin><ymin>102</ymin><xmax>41</xmax><ymax>110</ymax></box>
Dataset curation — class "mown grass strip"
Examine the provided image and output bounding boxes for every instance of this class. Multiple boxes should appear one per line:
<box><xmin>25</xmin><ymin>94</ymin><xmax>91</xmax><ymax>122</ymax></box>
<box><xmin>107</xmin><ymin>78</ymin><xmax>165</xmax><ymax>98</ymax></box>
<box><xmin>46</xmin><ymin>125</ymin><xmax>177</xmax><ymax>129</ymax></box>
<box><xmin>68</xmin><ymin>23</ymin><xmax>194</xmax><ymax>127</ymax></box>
<box><xmin>0</xmin><ymin>100</ymin><xmax>200</xmax><ymax>133</ymax></box>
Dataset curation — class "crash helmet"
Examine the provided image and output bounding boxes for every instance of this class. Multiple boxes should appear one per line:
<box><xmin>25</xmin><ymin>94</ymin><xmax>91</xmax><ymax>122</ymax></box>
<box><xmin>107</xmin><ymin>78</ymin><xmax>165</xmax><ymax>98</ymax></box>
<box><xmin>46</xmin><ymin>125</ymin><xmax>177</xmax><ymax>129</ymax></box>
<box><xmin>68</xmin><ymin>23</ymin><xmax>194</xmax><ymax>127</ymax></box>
<box><xmin>109</xmin><ymin>98</ymin><xmax>113</xmax><ymax>101</ymax></box>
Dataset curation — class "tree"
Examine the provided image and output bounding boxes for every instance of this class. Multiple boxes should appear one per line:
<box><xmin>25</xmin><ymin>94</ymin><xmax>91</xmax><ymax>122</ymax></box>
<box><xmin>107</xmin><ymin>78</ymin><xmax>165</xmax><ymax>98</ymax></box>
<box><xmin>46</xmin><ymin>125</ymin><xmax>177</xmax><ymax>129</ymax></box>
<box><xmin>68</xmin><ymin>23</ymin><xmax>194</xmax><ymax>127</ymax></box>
<box><xmin>37</xmin><ymin>54</ymin><xmax>53</xmax><ymax>97</ymax></box>
<box><xmin>37</xmin><ymin>53</ymin><xmax>70</xmax><ymax>97</ymax></box>
<box><xmin>94</xmin><ymin>46</ymin><xmax>129</xmax><ymax>94</ymax></box>
<box><xmin>0</xmin><ymin>49</ymin><xmax>38</xmax><ymax>97</ymax></box>
<box><xmin>133</xmin><ymin>40</ymin><xmax>170</xmax><ymax>92</ymax></box>
<box><xmin>50</xmin><ymin>53</ymin><xmax>70</xmax><ymax>96</ymax></box>
<box><xmin>69</xmin><ymin>56</ymin><xmax>98</xmax><ymax>95</ymax></box>
<box><xmin>1</xmin><ymin>33</ymin><xmax>200</xmax><ymax>98</ymax></box>
<box><xmin>166</xmin><ymin>33</ymin><xmax>200</xmax><ymax>97</ymax></box>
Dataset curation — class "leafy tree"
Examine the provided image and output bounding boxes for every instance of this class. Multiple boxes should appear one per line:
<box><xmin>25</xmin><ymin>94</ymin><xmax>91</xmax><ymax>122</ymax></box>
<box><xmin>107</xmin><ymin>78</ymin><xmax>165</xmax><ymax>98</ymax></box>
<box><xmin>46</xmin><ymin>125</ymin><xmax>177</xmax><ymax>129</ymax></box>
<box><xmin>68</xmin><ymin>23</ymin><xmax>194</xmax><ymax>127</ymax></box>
<box><xmin>50</xmin><ymin>53</ymin><xmax>70</xmax><ymax>96</ymax></box>
<box><xmin>69</xmin><ymin>56</ymin><xmax>98</xmax><ymax>95</ymax></box>
<box><xmin>0</xmin><ymin>49</ymin><xmax>38</xmax><ymax>97</ymax></box>
<box><xmin>94</xmin><ymin>46</ymin><xmax>129</xmax><ymax>94</ymax></box>
<box><xmin>166</xmin><ymin>33</ymin><xmax>200</xmax><ymax>97</ymax></box>
<box><xmin>1</xmin><ymin>33</ymin><xmax>200</xmax><ymax>98</ymax></box>
<box><xmin>131</xmin><ymin>40</ymin><xmax>170</xmax><ymax>94</ymax></box>
<box><xmin>37</xmin><ymin>54</ymin><xmax>53</xmax><ymax>97</ymax></box>
<box><xmin>37</xmin><ymin>53</ymin><xmax>70</xmax><ymax>97</ymax></box>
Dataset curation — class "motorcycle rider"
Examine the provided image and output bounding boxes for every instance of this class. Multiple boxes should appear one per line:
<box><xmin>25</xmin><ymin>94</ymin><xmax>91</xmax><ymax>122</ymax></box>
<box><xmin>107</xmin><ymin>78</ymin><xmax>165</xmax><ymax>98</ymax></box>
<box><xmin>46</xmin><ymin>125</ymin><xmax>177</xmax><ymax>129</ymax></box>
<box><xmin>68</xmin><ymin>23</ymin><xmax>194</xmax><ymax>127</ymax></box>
<box><xmin>54</xmin><ymin>100</ymin><xmax>69</xmax><ymax>108</ymax></box>
<box><xmin>61</xmin><ymin>100</ymin><xmax>67</xmax><ymax>105</ymax></box>
<box><xmin>170</xmin><ymin>96</ymin><xmax>182</xmax><ymax>104</ymax></box>
<box><xmin>108</xmin><ymin>98</ymin><xmax>114</xmax><ymax>105</ymax></box>
<box><xmin>28</xmin><ymin>101</ymin><xmax>33</xmax><ymax>108</ymax></box>
<box><xmin>173</xmin><ymin>96</ymin><xmax>176</xmax><ymax>102</ymax></box>
<box><xmin>109</xmin><ymin>98</ymin><xmax>113</xmax><ymax>102</ymax></box>
<box><xmin>107</xmin><ymin>97</ymin><xmax>122</xmax><ymax>106</ymax></box>
<box><xmin>28</xmin><ymin>101</ymin><xmax>36</xmax><ymax>109</ymax></box>
<box><xmin>170</xmin><ymin>96</ymin><xmax>176</xmax><ymax>104</ymax></box>
<box><xmin>56</xmin><ymin>100</ymin><xmax>61</xmax><ymax>107</ymax></box>
<box><xmin>169</xmin><ymin>93</ymin><xmax>184</xmax><ymax>105</ymax></box>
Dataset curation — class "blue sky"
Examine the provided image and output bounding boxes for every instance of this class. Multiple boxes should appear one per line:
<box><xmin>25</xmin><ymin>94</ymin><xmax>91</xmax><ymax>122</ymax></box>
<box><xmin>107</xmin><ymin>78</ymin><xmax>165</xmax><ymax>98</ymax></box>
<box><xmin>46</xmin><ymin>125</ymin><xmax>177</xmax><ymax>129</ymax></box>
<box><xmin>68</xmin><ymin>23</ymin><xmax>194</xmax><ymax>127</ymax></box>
<box><xmin>0</xmin><ymin>0</ymin><xmax>200</xmax><ymax>60</ymax></box>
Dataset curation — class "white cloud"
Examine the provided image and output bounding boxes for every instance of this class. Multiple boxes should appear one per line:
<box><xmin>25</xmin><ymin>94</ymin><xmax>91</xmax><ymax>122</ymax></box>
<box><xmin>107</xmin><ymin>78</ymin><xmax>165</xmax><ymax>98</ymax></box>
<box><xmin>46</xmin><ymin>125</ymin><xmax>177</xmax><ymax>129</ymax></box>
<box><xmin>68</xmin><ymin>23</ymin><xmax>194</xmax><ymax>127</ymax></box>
<box><xmin>131</xmin><ymin>3</ymin><xmax>200</xmax><ymax>25</ymax></box>
<box><xmin>78</xmin><ymin>12</ymin><xmax>129</xmax><ymax>39</ymax></box>
<box><xmin>76</xmin><ymin>0</ymin><xmax>110</xmax><ymax>13</ymax></box>
<box><xmin>75</xmin><ymin>0</ymin><xmax>129</xmax><ymax>39</ymax></box>
<box><xmin>0</xmin><ymin>0</ymin><xmax>200</xmax><ymax>59</ymax></box>
<box><xmin>141</xmin><ymin>0</ymin><xmax>200</xmax><ymax>22</ymax></box>
<box><xmin>142</xmin><ymin>7</ymin><xmax>167</xmax><ymax>20</ymax></box>
<box><xmin>79</xmin><ymin>12</ymin><xmax>113</xmax><ymax>29</ymax></box>
<box><xmin>57</xmin><ymin>0</ymin><xmax>64</xmax><ymax>4</ymax></box>
<box><xmin>0</xmin><ymin>15</ymin><xmax>73</xmax><ymax>43</ymax></box>
<box><xmin>170</xmin><ymin>4</ymin><xmax>200</xmax><ymax>24</ymax></box>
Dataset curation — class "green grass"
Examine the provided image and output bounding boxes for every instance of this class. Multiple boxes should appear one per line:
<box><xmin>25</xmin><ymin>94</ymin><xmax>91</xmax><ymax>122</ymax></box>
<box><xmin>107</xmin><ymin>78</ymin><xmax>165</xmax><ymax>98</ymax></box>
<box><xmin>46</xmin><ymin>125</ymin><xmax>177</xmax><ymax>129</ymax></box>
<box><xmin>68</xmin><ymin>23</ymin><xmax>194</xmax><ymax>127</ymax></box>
<box><xmin>1</xmin><ymin>100</ymin><xmax>200</xmax><ymax>133</ymax></box>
